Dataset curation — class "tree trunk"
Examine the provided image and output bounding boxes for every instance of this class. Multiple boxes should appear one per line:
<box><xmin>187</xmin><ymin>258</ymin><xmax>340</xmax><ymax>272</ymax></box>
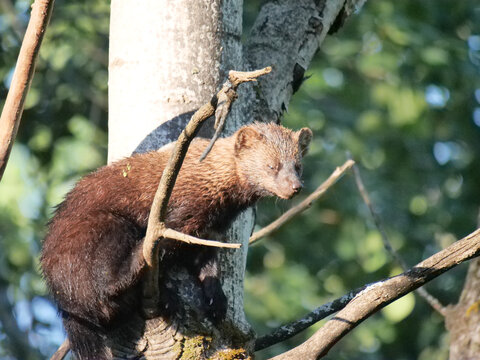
<box><xmin>446</xmin><ymin>258</ymin><xmax>480</xmax><ymax>359</ymax></box>
<box><xmin>107</xmin><ymin>0</ymin><xmax>364</xmax><ymax>358</ymax></box>
<box><xmin>108</xmin><ymin>1</ymin><xmax>253</xmax><ymax>358</ymax></box>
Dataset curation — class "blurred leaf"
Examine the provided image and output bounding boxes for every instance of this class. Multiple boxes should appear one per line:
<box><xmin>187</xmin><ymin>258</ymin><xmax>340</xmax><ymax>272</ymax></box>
<box><xmin>356</xmin><ymin>110</ymin><xmax>383</xmax><ymax>133</ymax></box>
<box><xmin>383</xmin><ymin>24</ymin><xmax>410</xmax><ymax>46</ymax></box>
<box><xmin>421</xmin><ymin>47</ymin><xmax>450</xmax><ymax>66</ymax></box>
<box><xmin>382</xmin><ymin>292</ymin><xmax>416</xmax><ymax>323</ymax></box>
<box><xmin>357</xmin><ymin>52</ymin><xmax>398</xmax><ymax>79</ymax></box>
<box><xmin>24</xmin><ymin>88</ymin><xmax>40</xmax><ymax>109</ymax></box>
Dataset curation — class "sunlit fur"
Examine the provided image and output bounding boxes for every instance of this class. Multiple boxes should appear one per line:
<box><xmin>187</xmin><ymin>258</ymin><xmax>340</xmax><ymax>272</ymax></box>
<box><xmin>41</xmin><ymin>122</ymin><xmax>311</xmax><ymax>359</ymax></box>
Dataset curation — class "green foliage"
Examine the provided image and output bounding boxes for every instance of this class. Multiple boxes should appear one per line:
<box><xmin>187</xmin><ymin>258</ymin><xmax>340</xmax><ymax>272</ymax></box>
<box><xmin>0</xmin><ymin>0</ymin><xmax>108</xmax><ymax>357</ymax></box>
<box><xmin>0</xmin><ymin>0</ymin><xmax>479</xmax><ymax>359</ymax></box>
<box><xmin>249</xmin><ymin>1</ymin><xmax>480</xmax><ymax>359</ymax></box>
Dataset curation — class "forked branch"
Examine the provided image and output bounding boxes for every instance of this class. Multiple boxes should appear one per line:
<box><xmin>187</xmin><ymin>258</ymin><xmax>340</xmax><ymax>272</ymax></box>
<box><xmin>141</xmin><ymin>67</ymin><xmax>272</xmax><ymax>310</ymax></box>
<box><xmin>49</xmin><ymin>66</ymin><xmax>272</xmax><ymax>359</ymax></box>
<box><xmin>142</xmin><ymin>66</ymin><xmax>272</xmax><ymax>267</ymax></box>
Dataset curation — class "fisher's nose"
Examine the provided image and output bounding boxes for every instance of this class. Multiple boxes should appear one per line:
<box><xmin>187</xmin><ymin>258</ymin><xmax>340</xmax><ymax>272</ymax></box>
<box><xmin>291</xmin><ymin>179</ymin><xmax>303</xmax><ymax>194</ymax></box>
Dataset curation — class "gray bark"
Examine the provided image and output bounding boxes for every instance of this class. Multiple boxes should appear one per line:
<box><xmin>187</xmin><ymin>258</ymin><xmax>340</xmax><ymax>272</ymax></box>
<box><xmin>446</xmin><ymin>259</ymin><xmax>480</xmax><ymax>360</ymax></box>
<box><xmin>107</xmin><ymin>0</ymin><xmax>365</xmax><ymax>358</ymax></box>
<box><xmin>242</xmin><ymin>0</ymin><xmax>366</xmax><ymax>122</ymax></box>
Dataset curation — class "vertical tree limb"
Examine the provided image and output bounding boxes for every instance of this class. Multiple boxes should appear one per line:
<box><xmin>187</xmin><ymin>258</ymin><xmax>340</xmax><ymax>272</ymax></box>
<box><xmin>0</xmin><ymin>0</ymin><xmax>55</xmax><ymax>181</ymax></box>
<box><xmin>446</xmin><ymin>212</ymin><xmax>480</xmax><ymax>359</ymax></box>
<box><xmin>446</xmin><ymin>258</ymin><xmax>480</xmax><ymax>359</ymax></box>
<box><xmin>243</xmin><ymin>0</ymin><xmax>367</xmax><ymax>123</ymax></box>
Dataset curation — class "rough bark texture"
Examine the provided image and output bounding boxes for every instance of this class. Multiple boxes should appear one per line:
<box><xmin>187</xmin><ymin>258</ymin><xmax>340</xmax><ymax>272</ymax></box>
<box><xmin>107</xmin><ymin>0</ymin><xmax>364</xmax><ymax>358</ymax></box>
<box><xmin>242</xmin><ymin>0</ymin><xmax>366</xmax><ymax>123</ymax></box>
<box><xmin>446</xmin><ymin>258</ymin><xmax>480</xmax><ymax>360</ymax></box>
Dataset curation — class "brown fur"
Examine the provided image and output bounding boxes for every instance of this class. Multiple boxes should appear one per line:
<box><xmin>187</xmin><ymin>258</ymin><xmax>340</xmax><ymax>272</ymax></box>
<box><xmin>41</xmin><ymin>122</ymin><xmax>312</xmax><ymax>359</ymax></box>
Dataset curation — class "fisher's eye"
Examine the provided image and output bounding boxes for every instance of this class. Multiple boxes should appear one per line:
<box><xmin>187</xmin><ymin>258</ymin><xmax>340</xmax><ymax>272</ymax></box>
<box><xmin>267</xmin><ymin>164</ymin><xmax>279</xmax><ymax>172</ymax></box>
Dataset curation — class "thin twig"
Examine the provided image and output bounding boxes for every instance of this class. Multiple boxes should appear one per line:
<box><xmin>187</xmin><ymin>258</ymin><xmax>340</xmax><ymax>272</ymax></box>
<box><xmin>199</xmin><ymin>83</ymin><xmax>234</xmax><ymax>161</ymax></box>
<box><xmin>141</xmin><ymin>67</ymin><xmax>272</xmax><ymax>313</ymax></box>
<box><xmin>350</xmin><ymin>160</ymin><xmax>447</xmax><ymax>316</ymax></box>
<box><xmin>0</xmin><ymin>0</ymin><xmax>55</xmax><ymax>181</ymax></box>
<box><xmin>255</xmin><ymin>286</ymin><xmax>363</xmax><ymax>351</ymax></box>
<box><xmin>269</xmin><ymin>227</ymin><xmax>480</xmax><ymax>360</ymax></box>
<box><xmin>199</xmin><ymin>124</ymin><xmax>223</xmax><ymax>161</ymax></box>
<box><xmin>200</xmin><ymin>68</ymin><xmax>274</xmax><ymax>161</ymax></box>
<box><xmin>163</xmin><ymin>228</ymin><xmax>240</xmax><ymax>249</ymax></box>
<box><xmin>249</xmin><ymin>159</ymin><xmax>355</xmax><ymax>245</ymax></box>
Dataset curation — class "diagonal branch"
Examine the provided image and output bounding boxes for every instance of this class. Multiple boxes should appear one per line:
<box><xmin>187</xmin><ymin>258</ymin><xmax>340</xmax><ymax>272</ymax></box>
<box><xmin>142</xmin><ymin>67</ymin><xmax>271</xmax><ymax>267</ymax></box>
<box><xmin>351</xmin><ymin>160</ymin><xmax>447</xmax><ymax>316</ymax></box>
<box><xmin>49</xmin><ymin>67</ymin><xmax>272</xmax><ymax>358</ymax></box>
<box><xmin>141</xmin><ymin>67</ymin><xmax>271</xmax><ymax>314</ymax></box>
<box><xmin>255</xmin><ymin>286</ymin><xmax>363</xmax><ymax>351</ymax></box>
<box><xmin>269</xmin><ymin>228</ymin><xmax>480</xmax><ymax>360</ymax></box>
<box><xmin>0</xmin><ymin>0</ymin><xmax>55</xmax><ymax>181</ymax></box>
<box><xmin>249</xmin><ymin>159</ymin><xmax>354</xmax><ymax>245</ymax></box>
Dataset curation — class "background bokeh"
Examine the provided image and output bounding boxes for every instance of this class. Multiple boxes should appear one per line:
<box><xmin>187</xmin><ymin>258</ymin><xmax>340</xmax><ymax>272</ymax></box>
<box><xmin>1</xmin><ymin>1</ymin><xmax>479</xmax><ymax>359</ymax></box>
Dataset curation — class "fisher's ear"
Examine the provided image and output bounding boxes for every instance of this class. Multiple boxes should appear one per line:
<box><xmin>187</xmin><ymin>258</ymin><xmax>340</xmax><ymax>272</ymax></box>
<box><xmin>296</xmin><ymin>127</ymin><xmax>313</xmax><ymax>157</ymax></box>
<box><xmin>235</xmin><ymin>126</ymin><xmax>264</xmax><ymax>154</ymax></box>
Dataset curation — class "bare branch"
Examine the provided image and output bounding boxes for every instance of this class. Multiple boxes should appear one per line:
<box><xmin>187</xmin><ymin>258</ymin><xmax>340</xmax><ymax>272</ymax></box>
<box><xmin>255</xmin><ymin>286</ymin><xmax>363</xmax><ymax>351</ymax></box>
<box><xmin>141</xmin><ymin>67</ymin><xmax>271</xmax><ymax>313</ymax></box>
<box><xmin>269</xmin><ymin>228</ymin><xmax>480</xmax><ymax>360</ymax></box>
<box><xmin>142</xmin><ymin>66</ymin><xmax>271</xmax><ymax>267</ymax></box>
<box><xmin>249</xmin><ymin>159</ymin><xmax>354</xmax><ymax>245</ymax></box>
<box><xmin>0</xmin><ymin>0</ymin><xmax>55</xmax><ymax>181</ymax></box>
<box><xmin>351</xmin><ymin>160</ymin><xmax>447</xmax><ymax>316</ymax></box>
<box><xmin>229</xmin><ymin>68</ymin><xmax>271</xmax><ymax>85</ymax></box>
<box><xmin>199</xmin><ymin>123</ymin><xmax>224</xmax><ymax>162</ymax></box>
